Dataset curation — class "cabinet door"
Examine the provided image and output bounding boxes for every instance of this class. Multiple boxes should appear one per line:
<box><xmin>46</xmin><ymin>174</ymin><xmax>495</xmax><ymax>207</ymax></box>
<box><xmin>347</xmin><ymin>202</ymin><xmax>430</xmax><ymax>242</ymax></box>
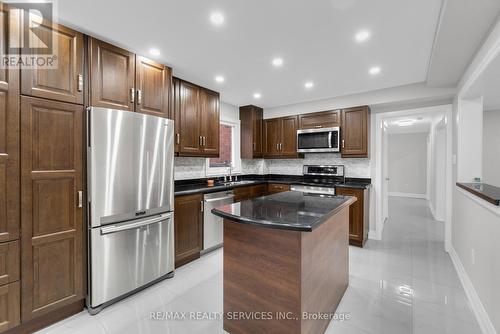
<box><xmin>341</xmin><ymin>106</ymin><xmax>369</xmax><ymax>157</ymax></box>
<box><xmin>263</xmin><ymin>118</ymin><xmax>280</xmax><ymax>158</ymax></box>
<box><xmin>89</xmin><ymin>38</ymin><xmax>135</xmax><ymax>111</ymax></box>
<box><xmin>267</xmin><ymin>184</ymin><xmax>291</xmax><ymax>194</ymax></box>
<box><xmin>0</xmin><ymin>241</ymin><xmax>19</xmax><ymax>286</ymax></box>
<box><xmin>299</xmin><ymin>110</ymin><xmax>339</xmax><ymax>129</ymax></box>
<box><xmin>0</xmin><ymin>282</ymin><xmax>20</xmax><ymax>331</ymax></box>
<box><xmin>135</xmin><ymin>56</ymin><xmax>171</xmax><ymax>118</ymax></box>
<box><xmin>0</xmin><ymin>9</ymin><xmax>20</xmax><ymax>243</ymax></box>
<box><xmin>234</xmin><ymin>186</ymin><xmax>252</xmax><ymax>202</ymax></box>
<box><xmin>21</xmin><ymin>23</ymin><xmax>84</xmax><ymax>104</ymax></box>
<box><xmin>253</xmin><ymin>108</ymin><xmax>263</xmax><ymax>157</ymax></box>
<box><xmin>199</xmin><ymin>89</ymin><xmax>220</xmax><ymax>156</ymax></box>
<box><xmin>280</xmin><ymin>116</ymin><xmax>298</xmax><ymax>157</ymax></box>
<box><xmin>336</xmin><ymin>187</ymin><xmax>363</xmax><ymax>245</ymax></box>
<box><xmin>20</xmin><ymin>97</ymin><xmax>84</xmax><ymax>321</ymax></box>
<box><xmin>174</xmin><ymin>194</ymin><xmax>203</xmax><ymax>267</ymax></box>
<box><xmin>179</xmin><ymin>81</ymin><xmax>201</xmax><ymax>155</ymax></box>
<box><xmin>173</xmin><ymin>78</ymin><xmax>181</xmax><ymax>153</ymax></box>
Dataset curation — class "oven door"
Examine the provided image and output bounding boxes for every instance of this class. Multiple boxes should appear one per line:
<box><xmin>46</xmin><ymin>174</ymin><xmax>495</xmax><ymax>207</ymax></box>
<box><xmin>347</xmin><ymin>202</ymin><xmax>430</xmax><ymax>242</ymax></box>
<box><xmin>297</xmin><ymin>127</ymin><xmax>340</xmax><ymax>153</ymax></box>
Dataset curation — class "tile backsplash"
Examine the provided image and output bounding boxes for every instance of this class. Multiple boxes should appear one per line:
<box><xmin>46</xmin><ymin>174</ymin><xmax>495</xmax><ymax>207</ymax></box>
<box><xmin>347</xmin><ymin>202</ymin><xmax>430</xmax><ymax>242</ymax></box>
<box><xmin>175</xmin><ymin>154</ymin><xmax>370</xmax><ymax>180</ymax></box>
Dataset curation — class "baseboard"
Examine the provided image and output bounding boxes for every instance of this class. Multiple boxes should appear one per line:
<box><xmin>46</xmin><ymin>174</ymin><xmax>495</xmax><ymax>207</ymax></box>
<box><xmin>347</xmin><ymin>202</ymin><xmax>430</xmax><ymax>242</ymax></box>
<box><xmin>388</xmin><ymin>192</ymin><xmax>426</xmax><ymax>199</ymax></box>
<box><xmin>449</xmin><ymin>246</ymin><xmax>497</xmax><ymax>334</ymax></box>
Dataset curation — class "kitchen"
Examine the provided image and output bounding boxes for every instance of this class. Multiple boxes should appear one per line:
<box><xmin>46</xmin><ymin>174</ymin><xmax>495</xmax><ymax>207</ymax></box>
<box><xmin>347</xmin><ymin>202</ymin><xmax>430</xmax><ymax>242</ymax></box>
<box><xmin>1</xmin><ymin>1</ymin><xmax>499</xmax><ymax>334</ymax></box>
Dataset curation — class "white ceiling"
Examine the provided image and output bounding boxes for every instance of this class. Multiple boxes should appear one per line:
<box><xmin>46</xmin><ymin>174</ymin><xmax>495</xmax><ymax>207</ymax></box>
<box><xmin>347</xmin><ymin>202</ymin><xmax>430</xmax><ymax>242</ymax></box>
<box><xmin>55</xmin><ymin>0</ymin><xmax>446</xmax><ymax>108</ymax></box>
<box><xmin>463</xmin><ymin>50</ymin><xmax>500</xmax><ymax>111</ymax></box>
<box><xmin>426</xmin><ymin>0</ymin><xmax>500</xmax><ymax>87</ymax></box>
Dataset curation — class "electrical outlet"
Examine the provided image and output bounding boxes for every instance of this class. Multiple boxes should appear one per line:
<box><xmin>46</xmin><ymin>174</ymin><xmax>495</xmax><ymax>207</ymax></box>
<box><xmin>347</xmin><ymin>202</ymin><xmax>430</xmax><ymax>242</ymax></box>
<box><xmin>471</xmin><ymin>249</ymin><xmax>475</xmax><ymax>265</ymax></box>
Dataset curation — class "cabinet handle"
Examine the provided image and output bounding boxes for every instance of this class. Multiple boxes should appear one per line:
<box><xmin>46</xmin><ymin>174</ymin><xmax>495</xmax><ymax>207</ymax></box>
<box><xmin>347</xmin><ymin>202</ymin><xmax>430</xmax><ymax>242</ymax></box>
<box><xmin>314</xmin><ymin>125</ymin><xmax>322</xmax><ymax>128</ymax></box>
<box><xmin>342</xmin><ymin>140</ymin><xmax>345</xmax><ymax>148</ymax></box>
<box><xmin>253</xmin><ymin>142</ymin><xmax>256</xmax><ymax>150</ymax></box>
<box><xmin>199</xmin><ymin>136</ymin><xmax>203</xmax><ymax>146</ymax></box>
<box><xmin>279</xmin><ymin>143</ymin><xmax>282</xmax><ymax>151</ymax></box>
<box><xmin>137</xmin><ymin>89</ymin><xmax>142</xmax><ymax>105</ymax></box>
<box><xmin>77</xmin><ymin>74</ymin><xmax>83</xmax><ymax>92</ymax></box>
<box><xmin>203</xmin><ymin>136</ymin><xmax>206</xmax><ymax>146</ymax></box>
<box><xmin>130</xmin><ymin>88</ymin><xmax>135</xmax><ymax>103</ymax></box>
<box><xmin>176</xmin><ymin>133</ymin><xmax>180</xmax><ymax>145</ymax></box>
<box><xmin>276</xmin><ymin>143</ymin><xmax>279</xmax><ymax>151</ymax></box>
<box><xmin>77</xmin><ymin>191</ymin><xmax>83</xmax><ymax>208</ymax></box>
<box><xmin>200</xmin><ymin>200</ymin><xmax>204</xmax><ymax>212</ymax></box>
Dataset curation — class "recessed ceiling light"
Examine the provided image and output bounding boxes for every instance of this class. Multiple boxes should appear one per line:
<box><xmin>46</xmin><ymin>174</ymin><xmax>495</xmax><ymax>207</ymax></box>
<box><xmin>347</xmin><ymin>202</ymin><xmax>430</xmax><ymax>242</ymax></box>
<box><xmin>304</xmin><ymin>81</ymin><xmax>314</xmax><ymax>89</ymax></box>
<box><xmin>355</xmin><ymin>30</ymin><xmax>371</xmax><ymax>42</ymax></box>
<box><xmin>369</xmin><ymin>66</ymin><xmax>381</xmax><ymax>75</ymax></box>
<box><xmin>210</xmin><ymin>11</ymin><xmax>225</xmax><ymax>26</ymax></box>
<box><xmin>253</xmin><ymin>93</ymin><xmax>261</xmax><ymax>99</ymax></box>
<box><xmin>149</xmin><ymin>48</ymin><xmax>160</xmax><ymax>56</ymax></box>
<box><xmin>272</xmin><ymin>57</ymin><xmax>283</xmax><ymax>67</ymax></box>
<box><xmin>215</xmin><ymin>75</ymin><xmax>225</xmax><ymax>83</ymax></box>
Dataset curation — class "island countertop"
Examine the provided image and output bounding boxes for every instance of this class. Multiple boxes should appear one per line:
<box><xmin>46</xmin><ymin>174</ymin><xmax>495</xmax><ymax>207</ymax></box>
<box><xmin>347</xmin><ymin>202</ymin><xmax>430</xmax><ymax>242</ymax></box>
<box><xmin>211</xmin><ymin>191</ymin><xmax>356</xmax><ymax>232</ymax></box>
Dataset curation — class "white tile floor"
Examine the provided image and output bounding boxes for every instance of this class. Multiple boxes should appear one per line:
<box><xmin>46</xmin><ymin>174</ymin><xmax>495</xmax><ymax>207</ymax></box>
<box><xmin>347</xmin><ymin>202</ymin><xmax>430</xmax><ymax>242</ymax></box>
<box><xmin>37</xmin><ymin>197</ymin><xmax>482</xmax><ymax>334</ymax></box>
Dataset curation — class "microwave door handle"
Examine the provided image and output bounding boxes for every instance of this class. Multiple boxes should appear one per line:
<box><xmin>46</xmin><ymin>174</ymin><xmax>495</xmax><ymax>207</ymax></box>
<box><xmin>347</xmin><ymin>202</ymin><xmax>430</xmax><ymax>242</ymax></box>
<box><xmin>328</xmin><ymin>131</ymin><xmax>332</xmax><ymax>148</ymax></box>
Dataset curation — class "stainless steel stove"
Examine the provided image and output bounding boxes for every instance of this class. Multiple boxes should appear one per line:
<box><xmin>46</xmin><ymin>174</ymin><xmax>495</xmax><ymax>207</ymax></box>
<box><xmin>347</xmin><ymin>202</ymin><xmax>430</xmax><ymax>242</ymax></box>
<box><xmin>291</xmin><ymin>165</ymin><xmax>344</xmax><ymax>195</ymax></box>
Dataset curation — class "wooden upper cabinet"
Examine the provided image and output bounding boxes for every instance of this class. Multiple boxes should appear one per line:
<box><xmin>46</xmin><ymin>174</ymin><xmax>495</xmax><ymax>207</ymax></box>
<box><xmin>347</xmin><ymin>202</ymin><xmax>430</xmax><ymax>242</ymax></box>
<box><xmin>20</xmin><ymin>96</ymin><xmax>84</xmax><ymax>321</ymax></box>
<box><xmin>263</xmin><ymin>116</ymin><xmax>300</xmax><ymax>159</ymax></box>
<box><xmin>263</xmin><ymin>118</ymin><xmax>280</xmax><ymax>158</ymax></box>
<box><xmin>240</xmin><ymin>105</ymin><xmax>263</xmax><ymax>159</ymax></box>
<box><xmin>0</xmin><ymin>6</ymin><xmax>20</xmax><ymax>243</ymax></box>
<box><xmin>135</xmin><ymin>56</ymin><xmax>172</xmax><ymax>118</ymax></box>
<box><xmin>21</xmin><ymin>23</ymin><xmax>84</xmax><ymax>105</ymax></box>
<box><xmin>179</xmin><ymin>81</ymin><xmax>201</xmax><ymax>155</ymax></box>
<box><xmin>174</xmin><ymin>78</ymin><xmax>220</xmax><ymax>157</ymax></box>
<box><xmin>280</xmin><ymin>115</ymin><xmax>298</xmax><ymax>157</ymax></box>
<box><xmin>341</xmin><ymin>106</ymin><xmax>370</xmax><ymax>158</ymax></box>
<box><xmin>299</xmin><ymin>110</ymin><xmax>340</xmax><ymax>129</ymax></box>
<box><xmin>199</xmin><ymin>89</ymin><xmax>220</xmax><ymax>157</ymax></box>
<box><xmin>174</xmin><ymin>194</ymin><xmax>203</xmax><ymax>267</ymax></box>
<box><xmin>89</xmin><ymin>37</ymin><xmax>135</xmax><ymax>111</ymax></box>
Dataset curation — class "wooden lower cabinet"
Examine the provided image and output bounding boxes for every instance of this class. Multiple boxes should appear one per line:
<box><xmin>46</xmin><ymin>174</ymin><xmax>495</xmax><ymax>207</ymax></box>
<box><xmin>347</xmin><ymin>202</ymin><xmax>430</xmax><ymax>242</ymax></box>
<box><xmin>267</xmin><ymin>183</ymin><xmax>291</xmax><ymax>194</ymax></box>
<box><xmin>174</xmin><ymin>194</ymin><xmax>203</xmax><ymax>267</ymax></box>
<box><xmin>336</xmin><ymin>187</ymin><xmax>369</xmax><ymax>247</ymax></box>
<box><xmin>20</xmin><ymin>97</ymin><xmax>84</xmax><ymax>322</ymax></box>
<box><xmin>0</xmin><ymin>281</ymin><xmax>20</xmax><ymax>332</ymax></box>
<box><xmin>234</xmin><ymin>184</ymin><xmax>268</xmax><ymax>202</ymax></box>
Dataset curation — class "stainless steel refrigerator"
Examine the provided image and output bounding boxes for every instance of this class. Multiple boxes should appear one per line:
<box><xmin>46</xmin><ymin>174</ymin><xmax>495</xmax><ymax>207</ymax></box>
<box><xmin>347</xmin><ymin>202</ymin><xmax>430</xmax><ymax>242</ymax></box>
<box><xmin>86</xmin><ymin>107</ymin><xmax>175</xmax><ymax>314</ymax></box>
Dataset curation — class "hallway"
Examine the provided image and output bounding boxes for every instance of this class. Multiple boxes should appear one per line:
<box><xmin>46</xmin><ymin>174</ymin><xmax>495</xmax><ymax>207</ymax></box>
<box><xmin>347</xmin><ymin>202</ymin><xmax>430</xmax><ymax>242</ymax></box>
<box><xmin>36</xmin><ymin>198</ymin><xmax>481</xmax><ymax>334</ymax></box>
<box><xmin>328</xmin><ymin>197</ymin><xmax>481</xmax><ymax>333</ymax></box>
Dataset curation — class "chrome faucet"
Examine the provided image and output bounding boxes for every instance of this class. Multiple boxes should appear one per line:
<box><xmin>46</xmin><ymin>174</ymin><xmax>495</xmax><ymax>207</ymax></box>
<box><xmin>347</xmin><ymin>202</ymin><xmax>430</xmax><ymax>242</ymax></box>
<box><xmin>228</xmin><ymin>165</ymin><xmax>233</xmax><ymax>182</ymax></box>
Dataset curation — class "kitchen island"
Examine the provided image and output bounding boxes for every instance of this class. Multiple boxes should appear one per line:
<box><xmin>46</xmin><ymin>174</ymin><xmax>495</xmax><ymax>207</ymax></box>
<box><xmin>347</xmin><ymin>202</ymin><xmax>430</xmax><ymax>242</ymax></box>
<box><xmin>212</xmin><ymin>191</ymin><xmax>356</xmax><ymax>334</ymax></box>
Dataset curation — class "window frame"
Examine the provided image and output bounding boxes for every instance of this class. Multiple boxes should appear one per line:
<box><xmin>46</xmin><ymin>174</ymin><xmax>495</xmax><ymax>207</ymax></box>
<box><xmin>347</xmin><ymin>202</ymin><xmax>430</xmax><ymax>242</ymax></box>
<box><xmin>206</xmin><ymin>119</ymin><xmax>242</xmax><ymax>176</ymax></box>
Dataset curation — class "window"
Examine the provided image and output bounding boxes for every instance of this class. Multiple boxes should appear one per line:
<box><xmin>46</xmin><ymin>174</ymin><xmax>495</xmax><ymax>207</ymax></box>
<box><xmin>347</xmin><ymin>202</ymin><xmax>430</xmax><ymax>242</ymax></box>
<box><xmin>206</xmin><ymin>120</ymin><xmax>241</xmax><ymax>175</ymax></box>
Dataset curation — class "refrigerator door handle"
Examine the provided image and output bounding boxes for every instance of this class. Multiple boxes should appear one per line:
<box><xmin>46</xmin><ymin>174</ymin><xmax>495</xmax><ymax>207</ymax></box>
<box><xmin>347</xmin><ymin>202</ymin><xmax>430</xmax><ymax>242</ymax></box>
<box><xmin>100</xmin><ymin>213</ymin><xmax>172</xmax><ymax>235</ymax></box>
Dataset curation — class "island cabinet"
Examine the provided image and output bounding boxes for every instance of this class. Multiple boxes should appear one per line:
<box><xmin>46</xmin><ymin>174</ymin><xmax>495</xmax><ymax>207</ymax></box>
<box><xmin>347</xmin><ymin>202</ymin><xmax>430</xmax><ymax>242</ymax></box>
<box><xmin>174</xmin><ymin>194</ymin><xmax>203</xmax><ymax>267</ymax></box>
<box><xmin>336</xmin><ymin>187</ymin><xmax>369</xmax><ymax>247</ymax></box>
<box><xmin>240</xmin><ymin>105</ymin><xmax>263</xmax><ymax>159</ymax></box>
<box><xmin>298</xmin><ymin>110</ymin><xmax>340</xmax><ymax>129</ymax></box>
<box><xmin>263</xmin><ymin>116</ymin><xmax>300</xmax><ymax>158</ymax></box>
<box><xmin>174</xmin><ymin>78</ymin><xmax>220</xmax><ymax>157</ymax></box>
<box><xmin>89</xmin><ymin>37</ymin><xmax>172</xmax><ymax>118</ymax></box>
<box><xmin>341</xmin><ymin>106</ymin><xmax>370</xmax><ymax>158</ymax></box>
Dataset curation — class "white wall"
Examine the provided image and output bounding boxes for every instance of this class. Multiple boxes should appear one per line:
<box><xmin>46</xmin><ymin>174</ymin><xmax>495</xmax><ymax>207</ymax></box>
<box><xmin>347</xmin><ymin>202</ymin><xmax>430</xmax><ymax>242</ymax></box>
<box><xmin>457</xmin><ymin>97</ymin><xmax>484</xmax><ymax>182</ymax></box>
<box><xmin>264</xmin><ymin>83</ymin><xmax>455</xmax><ymax>119</ymax></box>
<box><xmin>450</xmin><ymin>14</ymin><xmax>500</xmax><ymax>334</ymax></box>
<box><xmin>387</xmin><ymin>132</ymin><xmax>428</xmax><ymax>196</ymax></box>
<box><xmin>483</xmin><ymin>110</ymin><xmax>500</xmax><ymax>187</ymax></box>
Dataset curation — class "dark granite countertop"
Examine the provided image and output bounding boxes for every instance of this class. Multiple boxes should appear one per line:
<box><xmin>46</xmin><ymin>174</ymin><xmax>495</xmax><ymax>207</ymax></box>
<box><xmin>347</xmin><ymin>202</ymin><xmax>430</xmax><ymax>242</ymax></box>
<box><xmin>457</xmin><ymin>182</ymin><xmax>500</xmax><ymax>206</ymax></box>
<box><xmin>211</xmin><ymin>191</ymin><xmax>356</xmax><ymax>231</ymax></box>
<box><xmin>174</xmin><ymin>174</ymin><xmax>371</xmax><ymax>196</ymax></box>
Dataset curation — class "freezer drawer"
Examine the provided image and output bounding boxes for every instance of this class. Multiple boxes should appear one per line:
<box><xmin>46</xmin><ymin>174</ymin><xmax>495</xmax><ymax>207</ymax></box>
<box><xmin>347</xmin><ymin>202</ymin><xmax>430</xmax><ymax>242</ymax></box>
<box><xmin>89</xmin><ymin>212</ymin><xmax>174</xmax><ymax>308</ymax></box>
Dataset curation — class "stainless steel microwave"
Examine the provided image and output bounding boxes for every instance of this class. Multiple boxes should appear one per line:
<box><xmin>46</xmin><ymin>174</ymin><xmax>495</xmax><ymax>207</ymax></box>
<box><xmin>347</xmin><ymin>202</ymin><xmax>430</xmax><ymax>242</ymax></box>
<box><xmin>297</xmin><ymin>127</ymin><xmax>340</xmax><ymax>153</ymax></box>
